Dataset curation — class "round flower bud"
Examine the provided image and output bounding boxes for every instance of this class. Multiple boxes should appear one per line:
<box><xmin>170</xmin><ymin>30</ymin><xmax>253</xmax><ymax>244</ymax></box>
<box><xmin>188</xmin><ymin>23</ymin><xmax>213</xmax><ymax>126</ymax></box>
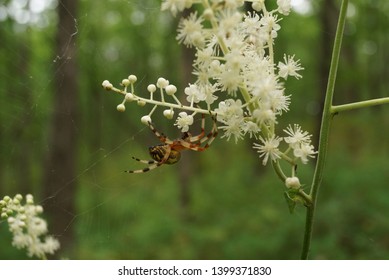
<box><xmin>3</xmin><ymin>196</ymin><xmax>11</xmax><ymax>202</ymax></box>
<box><xmin>26</xmin><ymin>194</ymin><xmax>34</xmax><ymax>204</ymax></box>
<box><xmin>285</xmin><ymin>176</ymin><xmax>301</xmax><ymax>189</ymax></box>
<box><xmin>128</xmin><ymin>75</ymin><xmax>137</xmax><ymax>83</ymax></box>
<box><xmin>121</xmin><ymin>79</ymin><xmax>130</xmax><ymax>87</ymax></box>
<box><xmin>102</xmin><ymin>80</ymin><xmax>113</xmax><ymax>90</ymax></box>
<box><xmin>165</xmin><ymin>85</ymin><xmax>177</xmax><ymax>95</ymax></box>
<box><xmin>147</xmin><ymin>84</ymin><xmax>156</xmax><ymax>93</ymax></box>
<box><xmin>156</xmin><ymin>77</ymin><xmax>169</xmax><ymax>88</ymax></box>
<box><xmin>137</xmin><ymin>100</ymin><xmax>146</xmax><ymax>106</ymax></box>
<box><xmin>1</xmin><ymin>212</ymin><xmax>8</xmax><ymax>219</ymax></box>
<box><xmin>203</xmin><ymin>8</ymin><xmax>213</xmax><ymax>20</ymax></box>
<box><xmin>163</xmin><ymin>109</ymin><xmax>174</xmax><ymax>119</ymax></box>
<box><xmin>125</xmin><ymin>92</ymin><xmax>135</xmax><ymax>101</ymax></box>
<box><xmin>117</xmin><ymin>104</ymin><xmax>126</xmax><ymax>112</ymax></box>
<box><xmin>36</xmin><ymin>205</ymin><xmax>43</xmax><ymax>213</ymax></box>
<box><xmin>252</xmin><ymin>0</ymin><xmax>264</xmax><ymax>11</ymax></box>
<box><xmin>141</xmin><ymin>115</ymin><xmax>152</xmax><ymax>125</ymax></box>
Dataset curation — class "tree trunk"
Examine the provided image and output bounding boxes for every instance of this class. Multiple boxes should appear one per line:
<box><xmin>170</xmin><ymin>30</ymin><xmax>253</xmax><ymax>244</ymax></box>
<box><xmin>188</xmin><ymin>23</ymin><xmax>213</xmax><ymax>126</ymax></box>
<box><xmin>43</xmin><ymin>0</ymin><xmax>79</xmax><ymax>256</ymax></box>
<box><xmin>314</xmin><ymin>0</ymin><xmax>338</xmax><ymax>148</ymax></box>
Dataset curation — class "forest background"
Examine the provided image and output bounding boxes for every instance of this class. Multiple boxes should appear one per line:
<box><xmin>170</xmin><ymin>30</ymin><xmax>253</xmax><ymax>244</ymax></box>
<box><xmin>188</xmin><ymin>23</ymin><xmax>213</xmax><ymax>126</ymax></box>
<box><xmin>0</xmin><ymin>0</ymin><xmax>388</xmax><ymax>259</ymax></box>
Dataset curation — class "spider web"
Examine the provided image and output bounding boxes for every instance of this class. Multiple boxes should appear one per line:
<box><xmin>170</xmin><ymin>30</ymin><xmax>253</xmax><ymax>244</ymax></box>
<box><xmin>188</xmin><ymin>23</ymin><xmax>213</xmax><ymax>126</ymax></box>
<box><xmin>0</xmin><ymin>0</ymin><xmax>326</xmax><ymax>260</ymax></box>
<box><xmin>0</xmin><ymin>0</ymin><xmax>178</xmax><ymax>259</ymax></box>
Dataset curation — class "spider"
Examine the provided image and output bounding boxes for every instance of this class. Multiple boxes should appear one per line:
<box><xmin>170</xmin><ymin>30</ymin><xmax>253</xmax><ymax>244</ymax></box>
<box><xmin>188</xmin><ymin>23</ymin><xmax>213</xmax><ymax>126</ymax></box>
<box><xmin>127</xmin><ymin>113</ymin><xmax>218</xmax><ymax>173</ymax></box>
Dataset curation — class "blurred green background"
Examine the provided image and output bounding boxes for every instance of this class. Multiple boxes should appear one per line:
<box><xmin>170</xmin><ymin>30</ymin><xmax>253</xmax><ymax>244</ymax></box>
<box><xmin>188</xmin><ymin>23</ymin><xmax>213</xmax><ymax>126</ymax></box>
<box><xmin>0</xmin><ymin>0</ymin><xmax>388</xmax><ymax>259</ymax></box>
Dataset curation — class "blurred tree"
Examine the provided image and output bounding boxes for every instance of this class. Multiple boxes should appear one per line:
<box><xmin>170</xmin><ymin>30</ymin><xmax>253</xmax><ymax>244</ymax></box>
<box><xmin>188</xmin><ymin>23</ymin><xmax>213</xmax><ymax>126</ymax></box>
<box><xmin>313</xmin><ymin>0</ymin><xmax>338</xmax><ymax>147</ymax></box>
<box><xmin>43</xmin><ymin>0</ymin><xmax>79</xmax><ymax>254</ymax></box>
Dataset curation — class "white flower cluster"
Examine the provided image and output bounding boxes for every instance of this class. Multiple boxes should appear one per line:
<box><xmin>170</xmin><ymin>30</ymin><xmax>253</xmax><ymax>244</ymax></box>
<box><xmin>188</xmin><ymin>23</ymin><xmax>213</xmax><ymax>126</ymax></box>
<box><xmin>102</xmin><ymin>0</ymin><xmax>316</xmax><ymax>183</ymax></box>
<box><xmin>1</xmin><ymin>194</ymin><xmax>60</xmax><ymax>259</ymax></box>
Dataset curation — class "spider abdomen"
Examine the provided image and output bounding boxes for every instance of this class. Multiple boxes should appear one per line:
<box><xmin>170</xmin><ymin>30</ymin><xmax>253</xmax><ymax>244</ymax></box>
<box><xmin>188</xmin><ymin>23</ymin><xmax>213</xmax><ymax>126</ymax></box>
<box><xmin>149</xmin><ymin>145</ymin><xmax>181</xmax><ymax>164</ymax></box>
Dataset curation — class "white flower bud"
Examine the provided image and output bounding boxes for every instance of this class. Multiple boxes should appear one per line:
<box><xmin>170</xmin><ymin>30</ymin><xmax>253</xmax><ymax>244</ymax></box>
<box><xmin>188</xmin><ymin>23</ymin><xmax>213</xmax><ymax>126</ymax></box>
<box><xmin>128</xmin><ymin>74</ymin><xmax>137</xmax><ymax>83</ymax></box>
<box><xmin>141</xmin><ymin>115</ymin><xmax>152</xmax><ymax>125</ymax></box>
<box><xmin>36</xmin><ymin>205</ymin><xmax>43</xmax><ymax>214</ymax></box>
<box><xmin>285</xmin><ymin>176</ymin><xmax>301</xmax><ymax>189</ymax></box>
<box><xmin>125</xmin><ymin>92</ymin><xmax>135</xmax><ymax>101</ymax></box>
<box><xmin>156</xmin><ymin>77</ymin><xmax>169</xmax><ymax>88</ymax></box>
<box><xmin>147</xmin><ymin>84</ymin><xmax>156</xmax><ymax>93</ymax></box>
<box><xmin>252</xmin><ymin>0</ymin><xmax>264</xmax><ymax>11</ymax></box>
<box><xmin>26</xmin><ymin>194</ymin><xmax>34</xmax><ymax>204</ymax></box>
<box><xmin>102</xmin><ymin>80</ymin><xmax>113</xmax><ymax>90</ymax></box>
<box><xmin>117</xmin><ymin>104</ymin><xmax>126</xmax><ymax>112</ymax></box>
<box><xmin>203</xmin><ymin>8</ymin><xmax>213</xmax><ymax>20</ymax></box>
<box><xmin>163</xmin><ymin>109</ymin><xmax>174</xmax><ymax>119</ymax></box>
<box><xmin>137</xmin><ymin>100</ymin><xmax>146</xmax><ymax>106</ymax></box>
<box><xmin>121</xmin><ymin>79</ymin><xmax>130</xmax><ymax>87</ymax></box>
<box><xmin>165</xmin><ymin>85</ymin><xmax>177</xmax><ymax>95</ymax></box>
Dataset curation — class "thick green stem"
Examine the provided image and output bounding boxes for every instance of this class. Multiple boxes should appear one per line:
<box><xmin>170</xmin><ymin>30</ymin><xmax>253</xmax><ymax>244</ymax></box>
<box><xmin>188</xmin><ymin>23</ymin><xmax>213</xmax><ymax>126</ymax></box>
<box><xmin>300</xmin><ymin>0</ymin><xmax>348</xmax><ymax>260</ymax></box>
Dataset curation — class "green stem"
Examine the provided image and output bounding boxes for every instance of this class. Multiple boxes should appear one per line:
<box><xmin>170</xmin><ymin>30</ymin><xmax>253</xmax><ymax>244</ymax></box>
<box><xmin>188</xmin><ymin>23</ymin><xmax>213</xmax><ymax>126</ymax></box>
<box><xmin>300</xmin><ymin>0</ymin><xmax>348</xmax><ymax>260</ymax></box>
<box><xmin>331</xmin><ymin>97</ymin><xmax>389</xmax><ymax>113</ymax></box>
<box><xmin>271</xmin><ymin>160</ymin><xmax>287</xmax><ymax>182</ymax></box>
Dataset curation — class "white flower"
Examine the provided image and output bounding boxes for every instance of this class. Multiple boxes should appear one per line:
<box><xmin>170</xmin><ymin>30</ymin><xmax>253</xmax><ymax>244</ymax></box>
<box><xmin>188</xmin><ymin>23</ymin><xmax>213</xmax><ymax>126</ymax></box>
<box><xmin>214</xmin><ymin>99</ymin><xmax>244</xmax><ymax>123</ymax></box>
<box><xmin>42</xmin><ymin>236</ymin><xmax>61</xmax><ymax>255</ymax></box>
<box><xmin>293</xmin><ymin>143</ymin><xmax>317</xmax><ymax>164</ymax></box>
<box><xmin>241</xmin><ymin>121</ymin><xmax>261</xmax><ymax>139</ymax></box>
<box><xmin>283</xmin><ymin>124</ymin><xmax>312</xmax><ymax>149</ymax></box>
<box><xmin>161</xmin><ymin>0</ymin><xmax>193</xmax><ymax>17</ymax></box>
<box><xmin>2</xmin><ymin>194</ymin><xmax>60</xmax><ymax>259</ymax></box>
<box><xmin>277</xmin><ymin>0</ymin><xmax>292</xmax><ymax>15</ymax></box>
<box><xmin>219</xmin><ymin>115</ymin><xmax>244</xmax><ymax>143</ymax></box>
<box><xmin>253</xmin><ymin>135</ymin><xmax>282</xmax><ymax>165</ymax></box>
<box><xmin>175</xmin><ymin>112</ymin><xmax>194</xmax><ymax>132</ymax></box>
<box><xmin>216</xmin><ymin>64</ymin><xmax>242</xmax><ymax>96</ymax></box>
<box><xmin>268</xmin><ymin>89</ymin><xmax>290</xmax><ymax>114</ymax></box>
<box><xmin>259</xmin><ymin>13</ymin><xmax>281</xmax><ymax>39</ymax></box>
<box><xmin>278</xmin><ymin>54</ymin><xmax>304</xmax><ymax>80</ymax></box>
<box><xmin>184</xmin><ymin>83</ymin><xmax>205</xmax><ymax>104</ymax></box>
<box><xmin>177</xmin><ymin>12</ymin><xmax>205</xmax><ymax>48</ymax></box>
<box><xmin>252</xmin><ymin>107</ymin><xmax>277</xmax><ymax>125</ymax></box>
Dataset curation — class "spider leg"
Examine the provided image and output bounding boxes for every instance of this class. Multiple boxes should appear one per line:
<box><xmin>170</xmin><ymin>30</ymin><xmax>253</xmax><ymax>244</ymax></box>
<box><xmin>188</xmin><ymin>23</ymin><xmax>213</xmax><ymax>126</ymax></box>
<box><xmin>201</xmin><ymin>113</ymin><xmax>218</xmax><ymax>149</ymax></box>
<box><xmin>126</xmin><ymin>163</ymin><xmax>161</xmax><ymax>173</ymax></box>
<box><xmin>126</xmin><ymin>146</ymin><xmax>172</xmax><ymax>173</ymax></box>
<box><xmin>148</xmin><ymin>122</ymin><xmax>174</xmax><ymax>145</ymax></box>
<box><xmin>178</xmin><ymin>113</ymin><xmax>218</xmax><ymax>152</ymax></box>
<box><xmin>184</xmin><ymin>113</ymin><xmax>205</xmax><ymax>142</ymax></box>
<box><xmin>131</xmin><ymin>156</ymin><xmax>157</xmax><ymax>165</ymax></box>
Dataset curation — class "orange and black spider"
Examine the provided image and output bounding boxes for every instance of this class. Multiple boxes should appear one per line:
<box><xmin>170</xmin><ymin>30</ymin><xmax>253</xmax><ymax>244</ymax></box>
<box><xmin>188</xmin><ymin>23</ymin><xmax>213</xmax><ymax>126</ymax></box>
<box><xmin>127</xmin><ymin>113</ymin><xmax>218</xmax><ymax>173</ymax></box>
